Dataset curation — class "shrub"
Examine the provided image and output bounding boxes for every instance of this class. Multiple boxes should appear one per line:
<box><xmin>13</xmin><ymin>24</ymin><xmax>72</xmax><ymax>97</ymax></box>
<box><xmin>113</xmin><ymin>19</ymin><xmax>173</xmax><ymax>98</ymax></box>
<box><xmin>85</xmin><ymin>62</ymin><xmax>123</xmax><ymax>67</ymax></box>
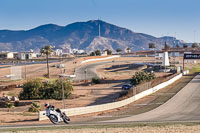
<box><xmin>95</xmin><ymin>50</ymin><xmax>101</xmax><ymax>56</ymax></box>
<box><xmin>130</xmin><ymin>71</ymin><xmax>155</xmax><ymax>85</ymax></box>
<box><xmin>28</xmin><ymin>102</ymin><xmax>41</xmax><ymax>112</ymax></box>
<box><xmin>4</xmin><ymin>102</ymin><xmax>15</xmax><ymax>112</ymax></box>
<box><xmin>19</xmin><ymin>79</ymin><xmax>44</xmax><ymax>100</ymax></box>
<box><xmin>90</xmin><ymin>52</ymin><xmax>95</xmax><ymax>56</ymax></box>
<box><xmin>19</xmin><ymin>79</ymin><xmax>73</xmax><ymax>100</ymax></box>
<box><xmin>92</xmin><ymin>77</ymin><xmax>100</xmax><ymax>84</ymax></box>
<box><xmin>50</xmin><ymin>79</ymin><xmax>73</xmax><ymax>100</ymax></box>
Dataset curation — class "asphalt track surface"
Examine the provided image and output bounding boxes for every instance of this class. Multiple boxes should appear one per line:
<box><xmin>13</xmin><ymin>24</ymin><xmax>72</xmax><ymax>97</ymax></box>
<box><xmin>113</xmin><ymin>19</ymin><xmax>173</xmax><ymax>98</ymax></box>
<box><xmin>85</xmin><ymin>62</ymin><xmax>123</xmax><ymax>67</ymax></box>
<box><xmin>74</xmin><ymin>62</ymin><xmax>102</xmax><ymax>81</ymax></box>
<box><xmin>105</xmin><ymin>74</ymin><xmax>200</xmax><ymax>123</ymax></box>
<box><xmin>74</xmin><ymin>60</ymin><xmax>153</xmax><ymax>81</ymax></box>
<box><xmin>74</xmin><ymin>61</ymin><xmax>130</xmax><ymax>81</ymax></box>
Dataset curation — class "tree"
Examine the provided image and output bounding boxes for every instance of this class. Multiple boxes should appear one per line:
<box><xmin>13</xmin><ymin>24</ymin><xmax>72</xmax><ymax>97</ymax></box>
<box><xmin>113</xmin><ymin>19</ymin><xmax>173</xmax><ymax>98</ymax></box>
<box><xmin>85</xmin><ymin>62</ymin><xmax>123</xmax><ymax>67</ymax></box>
<box><xmin>41</xmin><ymin>46</ymin><xmax>54</xmax><ymax>78</ymax></box>
<box><xmin>183</xmin><ymin>43</ymin><xmax>188</xmax><ymax>48</ymax></box>
<box><xmin>126</xmin><ymin>47</ymin><xmax>131</xmax><ymax>53</ymax></box>
<box><xmin>50</xmin><ymin>79</ymin><xmax>74</xmax><ymax>100</ymax></box>
<box><xmin>19</xmin><ymin>79</ymin><xmax>73</xmax><ymax>100</ymax></box>
<box><xmin>130</xmin><ymin>71</ymin><xmax>155</xmax><ymax>85</ymax></box>
<box><xmin>95</xmin><ymin>50</ymin><xmax>101</xmax><ymax>56</ymax></box>
<box><xmin>19</xmin><ymin>79</ymin><xmax>44</xmax><ymax>100</ymax></box>
<box><xmin>90</xmin><ymin>52</ymin><xmax>95</xmax><ymax>56</ymax></box>
<box><xmin>105</xmin><ymin>49</ymin><xmax>112</xmax><ymax>55</ymax></box>
<box><xmin>116</xmin><ymin>48</ymin><xmax>122</xmax><ymax>53</ymax></box>
<box><xmin>149</xmin><ymin>43</ymin><xmax>155</xmax><ymax>49</ymax></box>
<box><xmin>192</xmin><ymin>43</ymin><xmax>199</xmax><ymax>48</ymax></box>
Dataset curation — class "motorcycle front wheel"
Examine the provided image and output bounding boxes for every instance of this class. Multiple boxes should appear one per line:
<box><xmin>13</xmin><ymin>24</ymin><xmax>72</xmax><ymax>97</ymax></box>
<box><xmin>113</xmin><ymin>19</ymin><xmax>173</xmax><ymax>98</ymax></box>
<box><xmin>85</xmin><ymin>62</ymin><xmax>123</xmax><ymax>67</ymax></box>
<box><xmin>49</xmin><ymin>114</ymin><xmax>59</xmax><ymax>124</ymax></box>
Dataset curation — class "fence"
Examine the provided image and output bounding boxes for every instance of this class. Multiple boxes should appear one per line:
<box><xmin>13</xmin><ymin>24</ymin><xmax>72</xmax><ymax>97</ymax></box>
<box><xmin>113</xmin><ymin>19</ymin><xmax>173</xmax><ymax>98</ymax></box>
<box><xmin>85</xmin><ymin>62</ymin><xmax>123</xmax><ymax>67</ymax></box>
<box><xmin>133</xmin><ymin>82</ymin><xmax>151</xmax><ymax>95</ymax></box>
<box><xmin>11</xmin><ymin>65</ymin><xmax>22</xmax><ymax>80</ymax></box>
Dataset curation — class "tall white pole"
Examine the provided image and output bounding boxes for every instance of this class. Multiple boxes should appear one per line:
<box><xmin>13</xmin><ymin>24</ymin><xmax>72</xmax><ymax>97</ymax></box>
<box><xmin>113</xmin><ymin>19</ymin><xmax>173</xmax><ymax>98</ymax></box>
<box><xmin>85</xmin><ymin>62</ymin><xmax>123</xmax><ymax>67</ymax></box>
<box><xmin>99</xmin><ymin>24</ymin><xmax>100</xmax><ymax>38</ymax></box>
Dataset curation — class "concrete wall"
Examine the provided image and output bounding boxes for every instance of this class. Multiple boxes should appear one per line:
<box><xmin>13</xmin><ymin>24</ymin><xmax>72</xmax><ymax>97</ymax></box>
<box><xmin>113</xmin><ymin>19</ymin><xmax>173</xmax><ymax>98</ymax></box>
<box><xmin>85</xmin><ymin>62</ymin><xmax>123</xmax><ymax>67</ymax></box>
<box><xmin>39</xmin><ymin>70</ymin><xmax>189</xmax><ymax>121</ymax></box>
<box><xmin>81</xmin><ymin>55</ymin><xmax>120</xmax><ymax>64</ymax></box>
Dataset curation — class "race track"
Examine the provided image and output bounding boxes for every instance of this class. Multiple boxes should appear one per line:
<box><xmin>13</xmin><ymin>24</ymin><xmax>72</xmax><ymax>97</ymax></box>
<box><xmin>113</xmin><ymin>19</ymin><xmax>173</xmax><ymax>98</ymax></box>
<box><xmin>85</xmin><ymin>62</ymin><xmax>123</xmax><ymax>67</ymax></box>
<box><xmin>105</xmin><ymin>74</ymin><xmax>200</xmax><ymax>123</ymax></box>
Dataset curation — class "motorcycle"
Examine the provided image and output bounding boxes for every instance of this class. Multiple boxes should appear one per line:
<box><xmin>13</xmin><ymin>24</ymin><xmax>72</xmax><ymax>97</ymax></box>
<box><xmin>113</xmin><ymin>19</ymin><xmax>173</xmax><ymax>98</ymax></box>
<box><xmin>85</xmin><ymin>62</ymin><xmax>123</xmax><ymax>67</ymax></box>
<box><xmin>44</xmin><ymin>108</ymin><xmax>70</xmax><ymax>124</ymax></box>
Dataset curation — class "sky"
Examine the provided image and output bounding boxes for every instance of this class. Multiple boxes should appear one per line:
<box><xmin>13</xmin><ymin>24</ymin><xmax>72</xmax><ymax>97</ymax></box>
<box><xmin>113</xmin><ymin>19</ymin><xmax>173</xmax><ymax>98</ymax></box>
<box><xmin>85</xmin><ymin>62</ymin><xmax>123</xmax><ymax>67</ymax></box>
<box><xmin>0</xmin><ymin>0</ymin><xmax>200</xmax><ymax>43</ymax></box>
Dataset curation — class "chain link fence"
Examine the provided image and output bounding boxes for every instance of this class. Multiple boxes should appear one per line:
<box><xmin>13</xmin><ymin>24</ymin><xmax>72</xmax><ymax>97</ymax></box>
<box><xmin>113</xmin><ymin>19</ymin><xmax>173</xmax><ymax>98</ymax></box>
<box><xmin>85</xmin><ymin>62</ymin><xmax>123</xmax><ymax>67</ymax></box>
<box><xmin>11</xmin><ymin>65</ymin><xmax>22</xmax><ymax>80</ymax></box>
<box><xmin>133</xmin><ymin>82</ymin><xmax>151</xmax><ymax>96</ymax></box>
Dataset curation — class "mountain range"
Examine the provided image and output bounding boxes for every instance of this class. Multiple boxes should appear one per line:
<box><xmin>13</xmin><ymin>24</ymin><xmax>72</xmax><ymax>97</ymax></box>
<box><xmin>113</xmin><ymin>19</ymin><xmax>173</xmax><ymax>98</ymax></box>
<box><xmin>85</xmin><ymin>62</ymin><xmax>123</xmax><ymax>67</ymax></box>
<box><xmin>0</xmin><ymin>20</ymin><xmax>185</xmax><ymax>53</ymax></box>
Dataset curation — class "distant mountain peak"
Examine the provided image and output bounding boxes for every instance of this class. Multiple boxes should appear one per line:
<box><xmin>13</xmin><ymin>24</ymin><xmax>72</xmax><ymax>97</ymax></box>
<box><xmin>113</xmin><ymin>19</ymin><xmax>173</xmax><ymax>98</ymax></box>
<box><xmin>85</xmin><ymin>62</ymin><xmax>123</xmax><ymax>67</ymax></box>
<box><xmin>0</xmin><ymin>20</ymin><xmax>185</xmax><ymax>52</ymax></box>
<box><xmin>87</xmin><ymin>19</ymin><xmax>105</xmax><ymax>23</ymax></box>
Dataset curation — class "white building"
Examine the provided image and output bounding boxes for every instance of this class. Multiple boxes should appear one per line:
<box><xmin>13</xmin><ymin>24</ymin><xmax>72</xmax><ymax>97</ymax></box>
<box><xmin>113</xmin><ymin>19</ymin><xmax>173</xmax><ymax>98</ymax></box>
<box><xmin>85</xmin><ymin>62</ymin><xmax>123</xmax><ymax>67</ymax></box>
<box><xmin>78</xmin><ymin>49</ymin><xmax>85</xmax><ymax>54</ymax></box>
<box><xmin>71</xmin><ymin>49</ymin><xmax>85</xmax><ymax>54</ymax></box>
<box><xmin>54</xmin><ymin>49</ymin><xmax>63</xmax><ymax>56</ymax></box>
<box><xmin>63</xmin><ymin>47</ymin><xmax>72</xmax><ymax>54</ymax></box>
<box><xmin>125</xmin><ymin>48</ymin><xmax>131</xmax><ymax>53</ymax></box>
<box><xmin>101</xmin><ymin>50</ymin><xmax>107</xmax><ymax>56</ymax></box>
<box><xmin>18</xmin><ymin>52</ymin><xmax>33</xmax><ymax>60</ymax></box>
<box><xmin>0</xmin><ymin>52</ymin><xmax>14</xmax><ymax>59</ymax></box>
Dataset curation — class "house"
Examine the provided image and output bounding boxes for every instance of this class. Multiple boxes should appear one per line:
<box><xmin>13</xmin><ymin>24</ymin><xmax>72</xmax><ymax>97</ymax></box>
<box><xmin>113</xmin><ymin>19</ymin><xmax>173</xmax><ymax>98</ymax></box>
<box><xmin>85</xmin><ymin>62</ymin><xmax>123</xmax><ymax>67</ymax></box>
<box><xmin>17</xmin><ymin>52</ymin><xmax>33</xmax><ymax>60</ymax></box>
<box><xmin>54</xmin><ymin>49</ymin><xmax>63</xmax><ymax>56</ymax></box>
<box><xmin>101</xmin><ymin>50</ymin><xmax>107</xmax><ymax>56</ymax></box>
<box><xmin>63</xmin><ymin>48</ymin><xmax>72</xmax><ymax>54</ymax></box>
<box><xmin>0</xmin><ymin>52</ymin><xmax>14</xmax><ymax>59</ymax></box>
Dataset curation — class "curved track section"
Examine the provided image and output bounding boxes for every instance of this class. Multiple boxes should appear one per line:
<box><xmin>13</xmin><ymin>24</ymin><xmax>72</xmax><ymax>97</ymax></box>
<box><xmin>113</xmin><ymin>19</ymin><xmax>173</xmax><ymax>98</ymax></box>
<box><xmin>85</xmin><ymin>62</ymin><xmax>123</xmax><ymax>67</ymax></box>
<box><xmin>74</xmin><ymin>62</ymin><xmax>105</xmax><ymax>81</ymax></box>
<box><xmin>105</xmin><ymin>74</ymin><xmax>200</xmax><ymax>123</ymax></box>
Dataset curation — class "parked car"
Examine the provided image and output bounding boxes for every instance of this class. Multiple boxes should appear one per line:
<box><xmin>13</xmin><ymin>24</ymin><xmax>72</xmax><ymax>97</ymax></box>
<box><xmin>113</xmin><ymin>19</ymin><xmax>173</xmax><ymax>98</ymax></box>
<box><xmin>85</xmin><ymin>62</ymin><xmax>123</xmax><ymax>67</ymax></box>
<box><xmin>122</xmin><ymin>84</ymin><xmax>132</xmax><ymax>90</ymax></box>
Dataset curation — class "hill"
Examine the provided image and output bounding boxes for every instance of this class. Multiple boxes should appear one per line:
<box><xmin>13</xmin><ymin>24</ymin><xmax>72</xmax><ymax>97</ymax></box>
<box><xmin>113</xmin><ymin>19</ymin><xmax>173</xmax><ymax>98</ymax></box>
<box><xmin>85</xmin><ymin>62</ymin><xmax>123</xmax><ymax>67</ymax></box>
<box><xmin>0</xmin><ymin>20</ymin><xmax>185</xmax><ymax>52</ymax></box>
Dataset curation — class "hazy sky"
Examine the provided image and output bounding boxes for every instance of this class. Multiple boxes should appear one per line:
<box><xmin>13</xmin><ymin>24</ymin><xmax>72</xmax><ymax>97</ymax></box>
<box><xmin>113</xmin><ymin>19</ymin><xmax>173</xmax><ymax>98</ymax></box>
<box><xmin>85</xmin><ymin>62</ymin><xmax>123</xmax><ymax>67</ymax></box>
<box><xmin>0</xmin><ymin>0</ymin><xmax>200</xmax><ymax>42</ymax></box>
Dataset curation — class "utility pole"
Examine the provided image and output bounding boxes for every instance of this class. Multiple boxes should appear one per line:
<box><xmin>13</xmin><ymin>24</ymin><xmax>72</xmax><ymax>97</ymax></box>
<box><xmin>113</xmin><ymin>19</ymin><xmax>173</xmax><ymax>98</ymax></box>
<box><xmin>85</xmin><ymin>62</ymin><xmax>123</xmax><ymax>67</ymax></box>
<box><xmin>99</xmin><ymin>24</ymin><xmax>100</xmax><ymax>38</ymax></box>
<box><xmin>61</xmin><ymin>76</ymin><xmax>65</xmax><ymax>109</ymax></box>
<box><xmin>24</xmin><ymin>51</ymin><xmax>27</xmax><ymax>79</ymax></box>
<box><xmin>84</xmin><ymin>69</ymin><xmax>87</xmax><ymax>83</ymax></box>
<box><xmin>60</xmin><ymin>53</ymin><xmax>66</xmax><ymax>109</ymax></box>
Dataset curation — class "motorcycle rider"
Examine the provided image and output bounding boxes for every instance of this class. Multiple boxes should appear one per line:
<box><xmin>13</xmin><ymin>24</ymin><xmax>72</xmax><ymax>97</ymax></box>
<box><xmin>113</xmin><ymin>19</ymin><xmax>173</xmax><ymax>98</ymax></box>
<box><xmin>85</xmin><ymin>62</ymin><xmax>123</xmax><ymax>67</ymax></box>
<box><xmin>44</xmin><ymin>103</ymin><xmax>63</xmax><ymax>117</ymax></box>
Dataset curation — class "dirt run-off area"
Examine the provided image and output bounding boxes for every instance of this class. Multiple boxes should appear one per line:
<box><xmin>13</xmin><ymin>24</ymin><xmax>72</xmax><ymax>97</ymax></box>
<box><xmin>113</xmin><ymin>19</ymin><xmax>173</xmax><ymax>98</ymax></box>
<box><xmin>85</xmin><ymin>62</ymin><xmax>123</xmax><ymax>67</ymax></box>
<box><xmin>2</xmin><ymin>125</ymin><xmax>200</xmax><ymax>133</ymax></box>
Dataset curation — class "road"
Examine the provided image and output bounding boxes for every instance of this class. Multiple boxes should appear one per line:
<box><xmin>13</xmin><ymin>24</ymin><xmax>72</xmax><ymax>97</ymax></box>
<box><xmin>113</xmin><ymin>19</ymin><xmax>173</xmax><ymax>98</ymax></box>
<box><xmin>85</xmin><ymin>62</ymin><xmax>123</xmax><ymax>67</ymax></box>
<box><xmin>74</xmin><ymin>61</ymin><xmax>123</xmax><ymax>81</ymax></box>
<box><xmin>74</xmin><ymin>62</ymin><xmax>103</xmax><ymax>81</ymax></box>
<box><xmin>105</xmin><ymin>74</ymin><xmax>200</xmax><ymax>123</ymax></box>
<box><xmin>74</xmin><ymin>60</ymin><xmax>144</xmax><ymax>81</ymax></box>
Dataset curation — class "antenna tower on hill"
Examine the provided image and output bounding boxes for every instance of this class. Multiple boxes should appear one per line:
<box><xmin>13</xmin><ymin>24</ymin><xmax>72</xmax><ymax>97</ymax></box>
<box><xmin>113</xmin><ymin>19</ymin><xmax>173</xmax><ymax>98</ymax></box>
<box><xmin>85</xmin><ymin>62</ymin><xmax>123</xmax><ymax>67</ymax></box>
<box><xmin>99</xmin><ymin>24</ymin><xmax>101</xmax><ymax>38</ymax></box>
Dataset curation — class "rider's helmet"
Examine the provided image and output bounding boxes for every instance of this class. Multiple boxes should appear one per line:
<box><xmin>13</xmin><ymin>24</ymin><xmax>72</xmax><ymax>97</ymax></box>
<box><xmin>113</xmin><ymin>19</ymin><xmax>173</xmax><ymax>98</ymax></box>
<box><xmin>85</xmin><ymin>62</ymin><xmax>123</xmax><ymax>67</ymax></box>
<box><xmin>44</xmin><ymin>103</ymin><xmax>49</xmax><ymax>108</ymax></box>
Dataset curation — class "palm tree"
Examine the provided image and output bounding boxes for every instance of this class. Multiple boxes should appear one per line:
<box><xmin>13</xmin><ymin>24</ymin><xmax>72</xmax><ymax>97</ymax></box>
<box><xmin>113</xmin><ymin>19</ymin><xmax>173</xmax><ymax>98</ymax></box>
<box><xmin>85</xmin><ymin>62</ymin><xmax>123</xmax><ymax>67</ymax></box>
<box><xmin>126</xmin><ymin>47</ymin><xmax>131</xmax><ymax>53</ymax></box>
<box><xmin>116</xmin><ymin>48</ymin><xmax>122</xmax><ymax>53</ymax></box>
<box><xmin>41</xmin><ymin>45</ymin><xmax>54</xmax><ymax>78</ymax></box>
<box><xmin>149</xmin><ymin>43</ymin><xmax>155</xmax><ymax>50</ymax></box>
<box><xmin>149</xmin><ymin>43</ymin><xmax>156</xmax><ymax>57</ymax></box>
